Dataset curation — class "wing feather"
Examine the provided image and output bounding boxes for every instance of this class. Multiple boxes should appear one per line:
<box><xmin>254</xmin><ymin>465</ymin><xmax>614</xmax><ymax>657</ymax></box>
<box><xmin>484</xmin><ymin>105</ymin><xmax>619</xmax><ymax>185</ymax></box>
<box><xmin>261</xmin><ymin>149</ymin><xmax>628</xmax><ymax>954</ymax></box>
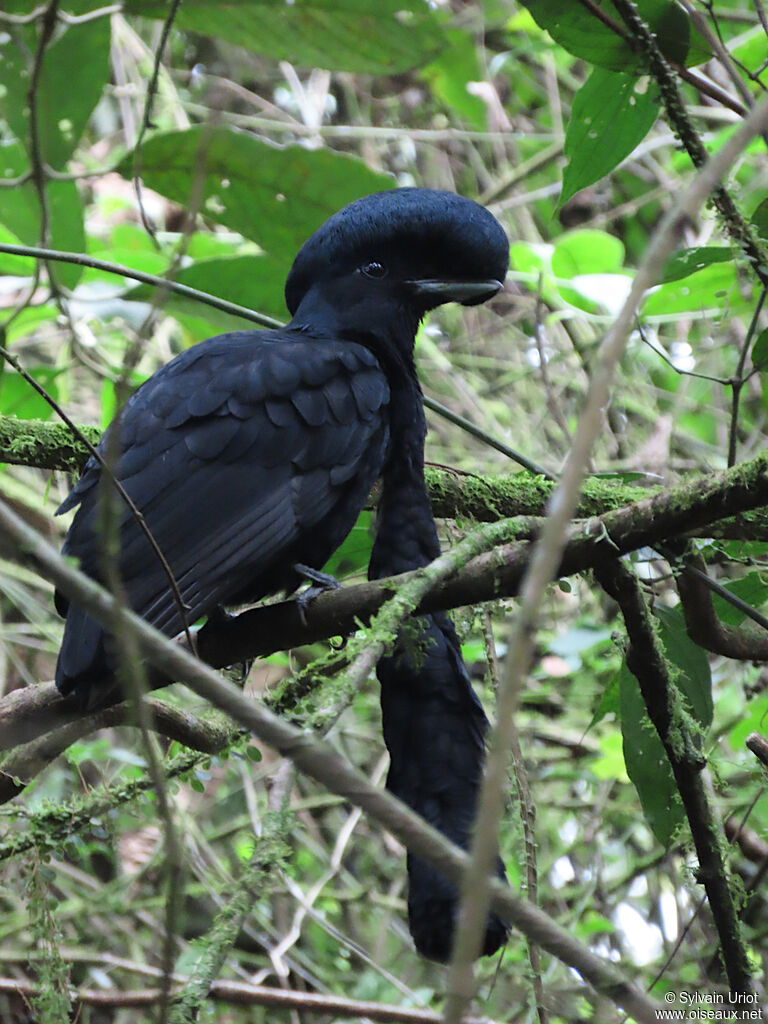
<box><xmin>59</xmin><ymin>330</ymin><xmax>390</xmax><ymax>641</ymax></box>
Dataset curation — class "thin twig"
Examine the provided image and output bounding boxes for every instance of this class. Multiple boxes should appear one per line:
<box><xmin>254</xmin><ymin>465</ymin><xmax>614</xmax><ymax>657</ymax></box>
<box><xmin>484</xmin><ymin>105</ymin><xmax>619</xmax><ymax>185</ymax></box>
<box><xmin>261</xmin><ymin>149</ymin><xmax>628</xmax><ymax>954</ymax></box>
<box><xmin>0</xmin><ymin>241</ymin><xmax>282</xmax><ymax>328</ymax></box>
<box><xmin>132</xmin><ymin>0</ymin><xmax>183</xmax><ymax>242</ymax></box>
<box><xmin>728</xmin><ymin>286</ymin><xmax>768</xmax><ymax>466</ymax></box>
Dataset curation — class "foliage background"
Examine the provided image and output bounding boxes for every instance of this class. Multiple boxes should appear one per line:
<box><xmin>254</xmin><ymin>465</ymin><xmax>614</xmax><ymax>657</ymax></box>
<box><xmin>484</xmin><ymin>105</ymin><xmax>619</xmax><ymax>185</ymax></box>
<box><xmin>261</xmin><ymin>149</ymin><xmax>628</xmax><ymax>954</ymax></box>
<box><xmin>0</xmin><ymin>0</ymin><xmax>767</xmax><ymax>1021</ymax></box>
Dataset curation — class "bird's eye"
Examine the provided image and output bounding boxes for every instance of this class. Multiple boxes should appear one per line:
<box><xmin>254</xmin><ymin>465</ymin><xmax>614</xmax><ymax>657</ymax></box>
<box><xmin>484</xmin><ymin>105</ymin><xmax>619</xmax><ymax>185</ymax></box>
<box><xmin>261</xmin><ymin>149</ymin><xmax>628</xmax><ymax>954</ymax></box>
<box><xmin>361</xmin><ymin>260</ymin><xmax>387</xmax><ymax>279</ymax></box>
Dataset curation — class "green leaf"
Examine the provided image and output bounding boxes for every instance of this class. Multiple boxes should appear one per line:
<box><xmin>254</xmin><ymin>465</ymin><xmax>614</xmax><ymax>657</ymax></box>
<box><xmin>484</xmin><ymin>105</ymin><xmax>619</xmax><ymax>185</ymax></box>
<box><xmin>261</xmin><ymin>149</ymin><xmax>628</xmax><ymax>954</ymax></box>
<box><xmin>0</xmin><ymin>224</ymin><xmax>35</xmax><ymax>276</ymax></box>
<box><xmin>0</xmin><ymin>16</ymin><xmax>110</xmax><ymax>170</ymax></box>
<box><xmin>119</xmin><ymin>127</ymin><xmax>394</xmax><ymax>266</ymax></box>
<box><xmin>710</xmin><ymin>572</ymin><xmax>768</xmax><ymax>628</ymax></box>
<box><xmin>422</xmin><ymin>30</ymin><xmax>487</xmax><ymax>130</ymax></box>
<box><xmin>552</xmin><ymin>229</ymin><xmax>625</xmax><ymax>278</ymax></box>
<box><xmin>519</xmin><ymin>0</ymin><xmax>691</xmax><ymax>74</ymax></box>
<box><xmin>509</xmin><ymin>241</ymin><xmax>548</xmax><ymax>276</ymax></box>
<box><xmin>125</xmin><ymin>0</ymin><xmax>445</xmax><ymax>74</ymax></box>
<box><xmin>560</xmin><ymin>69</ymin><xmax>659</xmax><ymax>206</ymax></box>
<box><xmin>619</xmin><ymin>660</ymin><xmax>683</xmax><ymax>846</ymax></box>
<box><xmin>653</xmin><ymin>605</ymin><xmax>713</xmax><ymax>731</ymax></box>
<box><xmin>0</xmin><ymin>366</ymin><xmax>60</xmax><ymax>421</ymax></box>
<box><xmin>660</xmin><ymin>246</ymin><xmax>734</xmax><ymax>283</ymax></box>
<box><xmin>642</xmin><ymin>261</ymin><xmax>738</xmax><ymax>317</ymax></box>
<box><xmin>128</xmin><ymin>254</ymin><xmax>289</xmax><ymax>323</ymax></box>
<box><xmin>4</xmin><ymin>304</ymin><xmax>59</xmax><ymax>344</ymax></box>
<box><xmin>322</xmin><ymin>509</ymin><xmax>373</xmax><ymax>579</ymax></box>
<box><xmin>588</xmin><ymin>670</ymin><xmax>620</xmax><ymax>730</ymax></box>
<box><xmin>0</xmin><ymin>142</ymin><xmax>85</xmax><ymax>289</ymax></box>
<box><xmin>751</xmin><ymin>197</ymin><xmax>768</xmax><ymax>243</ymax></box>
<box><xmin>753</xmin><ymin>328</ymin><xmax>768</xmax><ymax>371</ymax></box>
<box><xmin>728</xmin><ymin>692</ymin><xmax>768</xmax><ymax>753</ymax></box>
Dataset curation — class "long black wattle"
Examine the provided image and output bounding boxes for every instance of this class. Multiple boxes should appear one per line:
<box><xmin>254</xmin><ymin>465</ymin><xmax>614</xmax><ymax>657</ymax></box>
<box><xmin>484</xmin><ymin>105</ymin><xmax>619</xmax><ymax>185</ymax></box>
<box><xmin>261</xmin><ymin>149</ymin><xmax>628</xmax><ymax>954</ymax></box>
<box><xmin>369</xmin><ymin>375</ymin><xmax>508</xmax><ymax>963</ymax></box>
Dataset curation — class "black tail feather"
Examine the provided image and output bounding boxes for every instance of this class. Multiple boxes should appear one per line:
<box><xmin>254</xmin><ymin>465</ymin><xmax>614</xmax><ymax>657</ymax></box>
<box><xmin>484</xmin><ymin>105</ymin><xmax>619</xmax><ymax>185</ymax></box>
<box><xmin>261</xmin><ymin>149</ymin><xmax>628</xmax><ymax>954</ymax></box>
<box><xmin>377</xmin><ymin>612</ymin><xmax>508</xmax><ymax>962</ymax></box>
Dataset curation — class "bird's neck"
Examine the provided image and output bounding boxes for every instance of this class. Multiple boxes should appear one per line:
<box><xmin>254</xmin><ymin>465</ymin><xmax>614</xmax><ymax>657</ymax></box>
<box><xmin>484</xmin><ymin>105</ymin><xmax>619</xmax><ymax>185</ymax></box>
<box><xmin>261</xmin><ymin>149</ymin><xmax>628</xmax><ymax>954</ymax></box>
<box><xmin>369</xmin><ymin>371</ymin><xmax>441</xmax><ymax>579</ymax></box>
<box><xmin>289</xmin><ymin>285</ymin><xmax>421</xmax><ymax>380</ymax></box>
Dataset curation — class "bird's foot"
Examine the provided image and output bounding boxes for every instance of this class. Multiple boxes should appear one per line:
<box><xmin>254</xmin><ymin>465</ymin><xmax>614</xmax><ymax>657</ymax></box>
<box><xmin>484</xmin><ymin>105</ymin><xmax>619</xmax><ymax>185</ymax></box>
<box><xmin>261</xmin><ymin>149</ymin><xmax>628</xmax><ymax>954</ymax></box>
<box><xmin>201</xmin><ymin>606</ymin><xmax>253</xmax><ymax>685</ymax></box>
<box><xmin>294</xmin><ymin>563</ymin><xmax>342</xmax><ymax>626</ymax></box>
<box><xmin>206</xmin><ymin>604</ymin><xmax>236</xmax><ymax>627</ymax></box>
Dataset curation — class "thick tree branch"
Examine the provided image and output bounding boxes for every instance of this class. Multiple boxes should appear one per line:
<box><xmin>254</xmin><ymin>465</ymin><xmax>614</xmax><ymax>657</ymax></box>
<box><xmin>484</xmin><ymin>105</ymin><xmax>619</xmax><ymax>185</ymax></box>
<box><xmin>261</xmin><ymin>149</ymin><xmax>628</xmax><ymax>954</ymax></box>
<box><xmin>671</xmin><ymin>543</ymin><xmax>768</xmax><ymax>659</ymax></box>
<box><xmin>6</xmin><ymin>415</ymin><xmax>768</xmax><ymax>542</ymax></box>
<box><xmin>4</xmin><ymin>451</ymin><xmax>768</xmax><ymax>756</ymax></box>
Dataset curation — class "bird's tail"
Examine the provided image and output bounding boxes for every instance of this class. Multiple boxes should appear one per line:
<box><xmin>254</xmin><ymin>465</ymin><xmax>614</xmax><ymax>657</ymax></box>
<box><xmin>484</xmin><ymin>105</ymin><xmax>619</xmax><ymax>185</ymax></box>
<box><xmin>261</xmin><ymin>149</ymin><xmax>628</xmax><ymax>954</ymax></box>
<box><xmin>55</xmin><ymin>600</ymin><xmax>114</xmax><ymax>711</ymax></box>
<box><xmin>377</xmin><ymin>611</ymin><xmax>508</xmax><ymax>962</ymax></box>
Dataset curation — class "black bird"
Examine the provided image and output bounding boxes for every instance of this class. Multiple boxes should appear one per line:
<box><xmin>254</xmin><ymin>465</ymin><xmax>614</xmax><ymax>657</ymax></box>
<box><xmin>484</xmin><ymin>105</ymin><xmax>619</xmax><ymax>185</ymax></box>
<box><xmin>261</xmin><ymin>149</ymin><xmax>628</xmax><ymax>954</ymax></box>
<box><xmin>55</xmin><ymin>187</ymin><xmax>507</xmax><ymax>703</ymax></box>
<box><xmin>54</xmin><ymin>186</ymin><xmax>510</xmax><ymax>959</ymax></box>
<box><xmin>369</xmin><ymin>336</ymin><xmax>509</xmax><ymax>963</ymax></box>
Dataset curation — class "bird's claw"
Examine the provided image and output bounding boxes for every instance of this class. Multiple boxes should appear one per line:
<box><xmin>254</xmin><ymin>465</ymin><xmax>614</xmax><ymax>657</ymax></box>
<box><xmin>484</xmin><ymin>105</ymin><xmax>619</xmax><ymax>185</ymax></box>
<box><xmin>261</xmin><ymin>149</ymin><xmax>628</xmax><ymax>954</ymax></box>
<box><xmin>294</xmin><ymin>563</ymin><xmax>342</xmax><ymax>626</ymax></box>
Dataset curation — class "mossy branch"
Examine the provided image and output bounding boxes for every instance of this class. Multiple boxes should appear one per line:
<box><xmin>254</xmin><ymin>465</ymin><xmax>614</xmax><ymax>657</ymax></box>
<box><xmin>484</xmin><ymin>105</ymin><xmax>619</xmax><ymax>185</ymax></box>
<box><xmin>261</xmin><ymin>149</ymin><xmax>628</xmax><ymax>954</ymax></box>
<box><xmin>594</xmin><ymin>558</ymin><xmax>753</xmax><ymax>996</ymax></box>
<box><xmin>3</xmin><ymin>451</ymin><xmax>768</xmax><ymax>758</ymax></box>
<box><xmin>5</xmin><ymin>414</ymin><xmax>768</xmax><ymax>541</ymax></box>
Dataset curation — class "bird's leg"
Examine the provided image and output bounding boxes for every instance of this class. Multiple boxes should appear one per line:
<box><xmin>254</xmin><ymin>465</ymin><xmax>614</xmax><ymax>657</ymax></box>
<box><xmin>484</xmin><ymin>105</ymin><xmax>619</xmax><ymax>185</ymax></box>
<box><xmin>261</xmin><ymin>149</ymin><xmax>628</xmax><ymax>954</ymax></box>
<box><xmin>199</xmin><ymin>605</ymin><xmax>253</xmax><ymax>684</ymax></box>
<box><xmin>206</xmin><ymin>603</ymin><xmax>235</xmax><ymax>627</ymax></box>
<box><xmin>294</xmin><ymin>563</ymin><xmax>342</xmax><ymax>626</ymax></box>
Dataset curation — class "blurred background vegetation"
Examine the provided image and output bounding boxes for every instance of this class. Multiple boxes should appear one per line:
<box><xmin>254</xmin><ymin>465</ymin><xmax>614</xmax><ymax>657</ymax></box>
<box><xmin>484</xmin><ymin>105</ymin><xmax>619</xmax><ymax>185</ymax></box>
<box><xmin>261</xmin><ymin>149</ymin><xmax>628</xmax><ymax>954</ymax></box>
<box><xmin>0</xmin><ymin>0</ymin><xmax>767</xmax><ymax>1021</ymax></box>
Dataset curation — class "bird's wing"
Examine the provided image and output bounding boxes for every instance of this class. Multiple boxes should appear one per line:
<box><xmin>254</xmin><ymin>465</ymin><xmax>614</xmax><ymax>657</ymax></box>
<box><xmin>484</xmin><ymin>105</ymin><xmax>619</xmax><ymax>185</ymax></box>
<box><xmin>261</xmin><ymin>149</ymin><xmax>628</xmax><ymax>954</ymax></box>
<box><xmin>57</xmin><ymin>330</ymin><xmax>390</xmax><ymax>636</ymax></box>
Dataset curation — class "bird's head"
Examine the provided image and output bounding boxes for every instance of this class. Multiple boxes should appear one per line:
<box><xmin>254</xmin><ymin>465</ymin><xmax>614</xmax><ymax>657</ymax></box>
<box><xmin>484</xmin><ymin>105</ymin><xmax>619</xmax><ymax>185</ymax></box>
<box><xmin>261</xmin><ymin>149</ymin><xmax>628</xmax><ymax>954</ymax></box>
<box><xmin>284</xmin><ymin>188</ymin><xmax>508</xmax><ymax>342</ymax></box>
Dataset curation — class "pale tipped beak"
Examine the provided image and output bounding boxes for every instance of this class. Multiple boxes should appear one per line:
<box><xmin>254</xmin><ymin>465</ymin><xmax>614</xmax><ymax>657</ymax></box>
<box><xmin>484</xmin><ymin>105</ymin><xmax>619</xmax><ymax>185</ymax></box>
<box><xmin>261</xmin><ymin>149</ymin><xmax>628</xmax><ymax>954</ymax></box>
<box><xmin>407</xmin><ymin>278</ymin><xmax>504</xmax><ymax>306</ymax></box>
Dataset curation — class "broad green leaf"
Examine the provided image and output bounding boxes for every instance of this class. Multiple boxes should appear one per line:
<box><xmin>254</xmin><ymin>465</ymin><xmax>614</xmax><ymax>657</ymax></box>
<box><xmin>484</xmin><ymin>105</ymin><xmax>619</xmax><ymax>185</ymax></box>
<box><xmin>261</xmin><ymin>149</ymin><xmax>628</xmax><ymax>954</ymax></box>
<box><xmin>731</xmin><ymin>27</ymin><xmax>768</xmax><ymax>81</ymax></box>
<box><xmin>84</xmin><ymin>248</ymin><xmax>169</xmax><ymax>283</ymax></box>
<box><xmin>552</xmin><ymin>229</ymin><xmax>625</xmax><ymax>278</ymax></box>
<box><xmin>519</xmin><ymin>0</ymin><xmax>692</xmax><ymax>73</ymax></box>
<box><xmin>4</xmin><ymin>304</ymin><xmax>58</xmax><ymax>344</ymax></box>
<box><xmin>751</xmin><ymin>197</ymin><xmax>768</xmax><ymax>243</ymax></box>
<box><xmin>128</xmin><ymin>254</ymin><xmax>289</xmax><ymax>323</ymax></box>
<box><xmin>322</xmin><ymin>510</ymin><xmax>373</xmax><ymax>579</ymax></box>
<box><xmin>752</xmin><ymin>328</ymin><xmax>768</xmax><ymax>371</ymax></box>
<box><xmin>619</xmin><ymin>660</ymin><xmax>683</xmax><ymax>846</ymax></box>
<box><xmin>653</xmin><ymin>605</ymin><xmax>713</xmax><ymax>731</ymax></box>
<box><xmin>0</xmin><ymin>224</ymin><xmax>34</xmax><ymax>276</ymax></box>
<box><xmin>422</xmin><ymin>30</ymin><xmax>487</xmax><ymax>130</ymax></box>
<box><xmin>588</xmin><ymin>670</ymin><xmax>620</xmax><ymax>730</ymax></box>
<box><xmin>509</xmin><ymin>241</ymin><xmax>548</xmax><ymax>275</ymax></box>
<box><xmin>118</xmin><ymin>127</ymin><xmax>394</xmax><ymax>266</ymax></box>
<box><xmin>660</xmin><ymin>246</ymin><xmax>734</xmax><ymax>283</ymax></box>
<box><xmin>575</xmin><ymin>911</ymin><xmax>615</xmax><ymax>938</ymax></box>
<box><xmin>590</xmin><ymin>731</ymin><xmax>629</xmax><ymax>782</ymax></box>
<box><xmin>0</xmin><ymin>366</ymin><xmax>60</xmax><ymax>421</ymax></box>
<box><xmin>557</xmin><ymin>274</ymin><xmax>632</xmax><ymax>315</ymax></box>
<box><xmin>0</xmin><ymin>141</ymin><xmax>85</xmax><ymax>289</ymax></box>
<box><xmin>642</xmin><ymin>261</ymin><xmax>738</xmax><ymax>317</ymax></box>
<box><xmin>561</xmin><ymin>69</ymin><xmax>659</xmax><ymax>206</ymax></box>
<box><xmin>728</xmin><ymin>692</ymin><xmax>768</xmax><ymax>753</ymax></box>
<box><xmin>0</xmin><ymin>16</ymin><xmax>110</xmax><ymax>170</ymax></box>
<box><xmin>710</xmin><ymin>573</ymin><xmax>768</xmax><ymax>628</ymax></box>
<box><xmin>125</xmin><ymin>0</ymin><xmax>445</xmax><ymax>74</ymax></box>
